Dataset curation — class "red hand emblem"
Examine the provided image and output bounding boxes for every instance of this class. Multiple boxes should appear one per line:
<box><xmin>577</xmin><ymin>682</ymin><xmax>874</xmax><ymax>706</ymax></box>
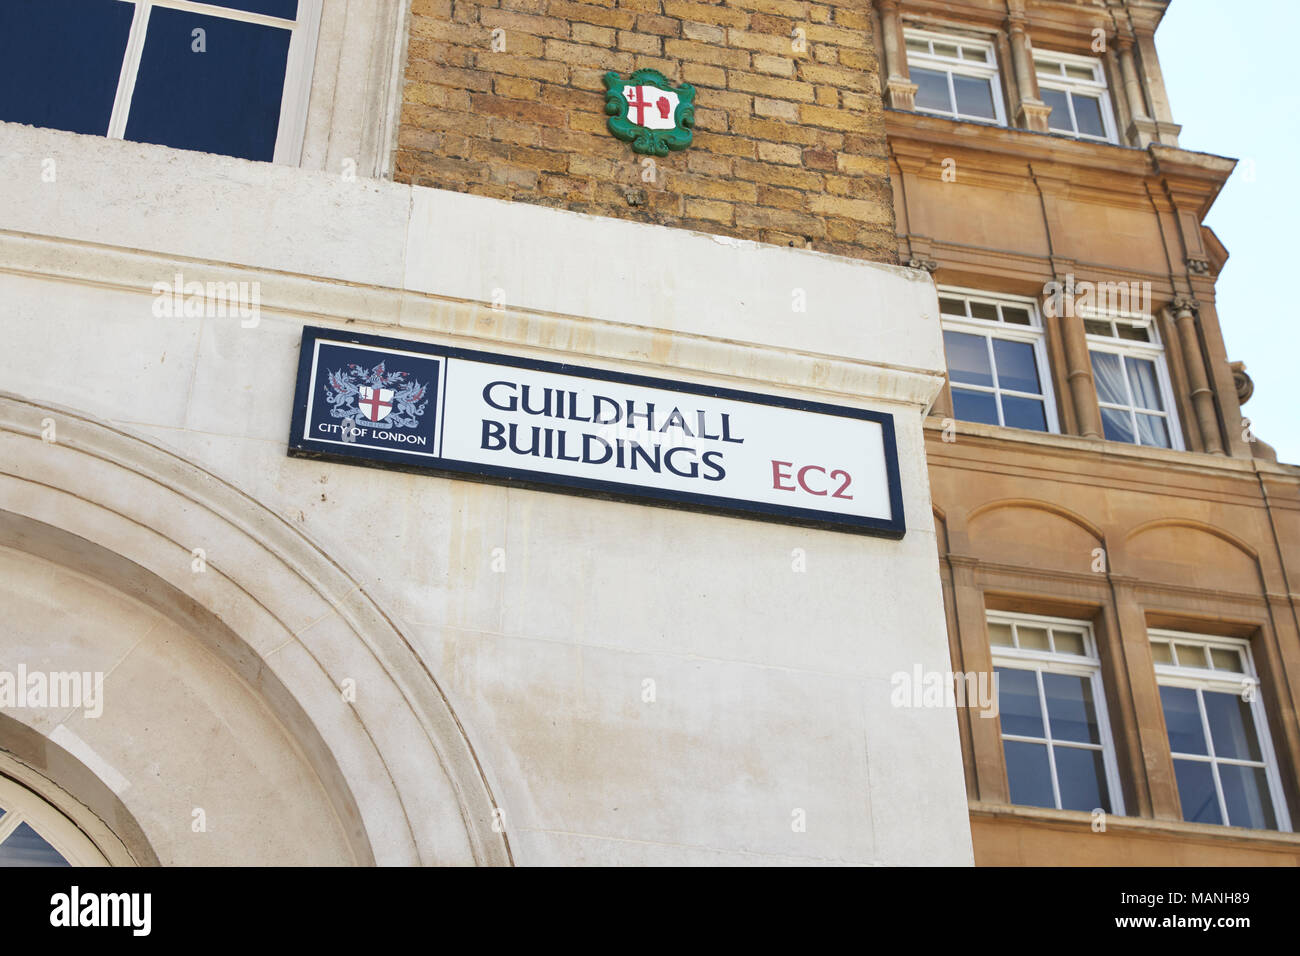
<box><xmin>656</xmin><ymin>96</ymin><xmax>671</xmax><ymax>119</ymax></box>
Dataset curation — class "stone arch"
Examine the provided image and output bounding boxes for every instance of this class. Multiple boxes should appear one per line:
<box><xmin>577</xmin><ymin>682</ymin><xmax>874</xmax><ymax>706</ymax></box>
<box><xmin>1123</xmin><ymin>518</ymin><xmax>1261</xmax><ymax>594</ymax></box>
<box><xmin>965</xmin><ymin>498</ymin><xmax>1104</xmax><ymax>573</ymax></box>
<box><xmin>0</xmin><ymin>393</ymin><xmax>510</xmax><ymax>866</ymax></box>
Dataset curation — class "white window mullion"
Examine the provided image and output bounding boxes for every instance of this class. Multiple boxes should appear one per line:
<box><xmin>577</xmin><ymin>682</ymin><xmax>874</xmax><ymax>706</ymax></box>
<box><xmin>107</xmin><ymin>0</ymin><xmax>153</xmax><ymax>140</ymax></box>
<box><xmin>984</xmin><ymin>335</ymin><xmax>1007</xmax><ymax>426</ymax></box>
<box><xmin>1035</xmin><ymin>669</ymin><xmax>1064</xmax><ymax>810</ymax></box>
<box><xmin>272</xmin><ymin>0</ymin><xmax>320</xmax><ymax>165</ymax></box>
<box><xmin>1194</xmin><ymin>688</ymin><xmax>1232</xmax><ymax>824</ymax></box>
<box><xmin>0</xmin><ymin>809</ymin><xmax>22</xmax><ymax>845</ymax></box>
<box><xmin>151</xmin><ymin>0</ymin><xmax>297</xmax><ymax>29</ymax></box>
<box><xmin>1064</xmin><ymin>90</ymin><xmax>1080</xmax><ymax>137</ymax></box>
<box><xmin>1115</xmin><ymin>354</ymin><xmax>1142</xmax><ymax>445</ymax></box>
<box><xmin>1091</xmin><ymin>671</ymin><xmax>1126</xmax><ymax>815</ymax></box>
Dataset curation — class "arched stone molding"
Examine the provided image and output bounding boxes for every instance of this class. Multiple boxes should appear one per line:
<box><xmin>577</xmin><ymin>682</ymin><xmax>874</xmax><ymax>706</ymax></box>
<box><xmin>966</xmin><ymin>498</ymin><xmax>1105</xmax><ymax>543</ymax></box>
<box><xmin>963</xmin><ymin>498</ymin><xmax>1106</xmax><ymax>574</ymax></box>
<box><xmin>0</xmin><ymin>393</ymin><xmax>510</xmax><ymax>866</ymax></box>
<box><xmin>1123</xmin><ymin>517</ymin><xmax>1259</xmax><ymax>560</ymax></box>
<box><xmin>1123</xmin><ymin>517</ymin><xmax>1261</xmax><ymax>595</ymax></box>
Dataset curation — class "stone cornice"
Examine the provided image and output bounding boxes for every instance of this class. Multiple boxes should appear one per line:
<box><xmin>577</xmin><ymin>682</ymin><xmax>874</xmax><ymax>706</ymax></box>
<box><xmin>0</xmin><ymin>230</ymin><xmax>947</xmax><ymax>413</ymax></box>
<box><xmin>885</xmin><ymin>110</ymin><xmax>1234</xmax><ymax>204</ymax></box>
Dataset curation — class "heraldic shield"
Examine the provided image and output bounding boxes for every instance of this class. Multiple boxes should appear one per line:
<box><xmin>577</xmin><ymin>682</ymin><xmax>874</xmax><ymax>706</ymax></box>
<box><xmin>603</xmin><ymin>69</ymin><xmax>696</xmax><ymax>156</ymax></box>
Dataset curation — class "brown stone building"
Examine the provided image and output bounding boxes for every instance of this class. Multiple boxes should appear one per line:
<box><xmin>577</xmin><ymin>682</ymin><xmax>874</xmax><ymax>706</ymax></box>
<box><xmin>875</xmin><ymin>0</ymin><xmax>1300</xmax><ymax>863</ymax></box>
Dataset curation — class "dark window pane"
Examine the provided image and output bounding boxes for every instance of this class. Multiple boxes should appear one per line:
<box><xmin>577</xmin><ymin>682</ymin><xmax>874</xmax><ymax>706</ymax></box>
<box><xmin>1073</xmin><ymin>93</ymin><xmax>1105</xmax><ymax>137</ymax></box>
<box><xmin>952</xmin><ymin>389</ymin><xmax>998</xmax><ymax>426</ymax></box>
<box><xmin>0</xmin><ymin>822</ymin><xmax>71</xmax><ymax>867</ymax></box>
<box><xmin>1135</xmin><ymin>414</ymin><xmax>1170</xmax><ymax>448</ymax></box>
<box><xmin>1084</xmin><ymin>319</ymin><xmax>1113</xmax><ymax>337</ymax></box>
<box><xmin>970</xmin><ymin>302</ymin><xmax>999</xmax><ymax>322</ymax></box>
<box><xmin>1043</xmin><ymin>673</ymin><xmax>1101</xmax><ymax>744</ymax></box>
<box><xmin>203</xmin><ymin>0</ymin><xmax>299</xmax><ymax>17</ymax></box>
<box><xmin>1100</xmin><ymin>407</ymin><xmax>1135</xmax><ymax>444</ymax></box>
<box><xmin>939</xmin><ymin>296</ymin><xmax>967</xmax><ymax>316</ymax></box>
<box><xmin>1002</xmin><ymin>307</ymin><xmax>1032</xmax><ymax>326</ymax></box>
<box><xmin>1001</xmin><ymin>396</ymin><xmax>1047</xmax><ymax>432</ymax></box>
<box><xmin>1160</xmin><ymin>685</ymin><xmax>1208</xmax><ymax>755</ymax></box>
<box><xmin>912</xmin><ymin>68</ymin><xmax>951</xmax><ymax>113</ymax></box>
<box><xmin>1054</xmin><ymin>746</ymin><xmax>1110</xmax><ymax>812</ymax></box>
<box><xmin>944</xmin><ymin>331</ymin><xmax>993</xmax><ymax>387</ymax></box>
<box><xmin>0</xmin><ymin>0</ymin><xmax>135</xmax><ymax>136</ymax></box>
<box><xmin>996</xmin><ymin>667</ymin><xmax>1044</xmax><ymax>738</ymax></box>
<box><xmin>125</xmin><ymin>9</ymin><xmax>291</xmax><ymax>162</ymax></box>
<box><xmin>1005</xmin><ymin>741</ymin><xmax>1055</xmax><ymax>808</ymax></box>
<box><xmin>1116</xmin><ymin>323</ymin><xmax>1151</xmax><ymax>342</ymax></box>
<box><xmin>1173</xmin><ymin>759</ymin><xmax>1221</xmax><ymax>824</ymax></box>
<box><xmin>1042</xmin><ymin>87</ymin><xmax>1071</xmax><ymax>131</ymax></box>
<box><xmin>1218</xmin><ymin>764</ymin><xmax>1276</xmax><ymax>830</ymax></box>
<box><xmin>1204</xmin><ymin>691</ymin><xmax>1263</xmax><ymax>762</ymax></box>
<box><xmin>993</xmin><ymin>339</ymin><xmax>1041</xmax><ymax>394</ymax></box>
<box><xmin>952</xmin><ymin>73</ymin><xmax>995</xmax><ymax>119</ymax></box>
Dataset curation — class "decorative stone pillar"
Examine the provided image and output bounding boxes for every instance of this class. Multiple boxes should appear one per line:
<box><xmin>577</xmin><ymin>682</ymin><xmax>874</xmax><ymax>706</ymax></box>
<box><xmin>1109</xmin><ymin>576</ymin><xmax>1181</xmax><ymax>821</ymax></box>
<box><xmin>947</xmin><ymin>555</ymin><xmax>1009</xmax><ymax>805</ymax></box>
<box><xmin>876</xmin><ymin>0</ymin><xmax>918</xmax><ymax>110</ymax></box>
<box><xmin>1007</xmin><ymin>11</ymin><xmax>1052</xmax><ymax>131</ymax></box>
<box><xmin>1116</xmin><ymin>34</ymin><xmax>1159</xmax><ymax>147</ymax></box>
<box><xmin>1134</xmin><ymin>29</ymin><xmax>1183</xmax><ymax>146</ymax></box>
<box><xmin>1058</xmin><ymin>277</ymin><xmax>1104</xmax><ymax>439</ymax></box>
<box><xmin>1172</xmin><ymin>297</ymin><xmax>1225</xmax><ymax>454</ymax></box>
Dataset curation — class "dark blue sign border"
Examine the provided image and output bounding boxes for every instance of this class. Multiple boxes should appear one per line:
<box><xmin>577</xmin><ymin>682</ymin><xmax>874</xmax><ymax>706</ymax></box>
<box><xmin>287</xmin><ymin>325</ymin><xmax>906</xmax><ymax>539</ymax></box>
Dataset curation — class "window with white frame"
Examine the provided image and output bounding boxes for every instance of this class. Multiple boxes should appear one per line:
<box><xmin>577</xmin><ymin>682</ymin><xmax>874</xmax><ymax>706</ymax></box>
<box><xmin>989</xmin><ymin>612</ymin><xmax>1124</xmax><ymax>814</ymax></box>
<box><xmin>940</xmin><ymin>289</ymin><xmax>1059</xmax><ymax>433</ymax></box>
<box><xmin>1034</xmin><ymin>49</ymin><xmax>1117</xmax><ymax>143</ymax></box>
<box><xmin>1151</xmin><ymin>631</ymin><xmax>1290</xmax><ymax>831</ymax></box>
<box><xmin>1086</xmin><ymin>314</ymin><xmax>1182</xmax><ymax>449</ymax></box>
<box><xmin>0</xmin><ymin>0</ymin><xmax>321</xmax><ymax>164</ymax></box>
<box><xmin>904</xmin><ymin>29</ymin><xmax>1006</xmax><ymax>125</ymax></box>
<box><xmin>0</xmin><ymin>775</ymin><xmax>110</xmax><ymax>866</ymax></box>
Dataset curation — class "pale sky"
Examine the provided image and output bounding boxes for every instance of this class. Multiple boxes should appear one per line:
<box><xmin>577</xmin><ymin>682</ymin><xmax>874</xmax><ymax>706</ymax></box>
<box><xmin>1156</xmin><ymin>1</ymin><xmax>1300</xmax><ymax>464</ymax></box>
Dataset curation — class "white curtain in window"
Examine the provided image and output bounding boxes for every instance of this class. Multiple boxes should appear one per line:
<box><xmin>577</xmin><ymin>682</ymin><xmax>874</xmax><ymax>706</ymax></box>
<box><xmin>1090</xmin><ymin>351</ymin><xmax>1127</xmax><ymax>405</ymax></box>
<box><xmin>1126</xmin><ymin>358</ymin><xmax>1164</xmax><ymax>410</ymax></box>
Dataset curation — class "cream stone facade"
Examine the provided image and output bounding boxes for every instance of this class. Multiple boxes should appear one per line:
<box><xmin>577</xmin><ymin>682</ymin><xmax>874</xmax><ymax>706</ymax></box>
<box><xmin>0</xmin><ymin>115</ymin><xmax>967</xmax><ymax>865</ymax></box>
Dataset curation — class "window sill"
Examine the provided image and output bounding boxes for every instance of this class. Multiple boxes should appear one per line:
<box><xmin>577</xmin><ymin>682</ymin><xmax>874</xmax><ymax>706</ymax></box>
<box><xmin>923</xmin><ymin>415</ymin><xmax>1280</xmax><ymax>474</ymax></box>
<box><xmin>885</xmin><ymin>107</ymin><xmax>1146</xmax><ymax>154</ymax></box>
<box><xmin>970</xmin><ymin>801</ymin><xmax>1300</xmax><ymax>850</ymax></box>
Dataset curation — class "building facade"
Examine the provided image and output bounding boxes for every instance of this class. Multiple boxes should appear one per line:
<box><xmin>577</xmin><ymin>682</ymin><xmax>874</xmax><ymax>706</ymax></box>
<box><xmin>0</xmin><ymin>0</ymin><xmax>967</xmax><ymax>865</ymax></box>
<box><xmin>875</xmin><ymin>0</ymin><xmax>1300</xmax><ymax>863</ymax></box>
<box><xmin>0</xmin><ymin>0</ymin><xmax>1293</xmax><ymax>868</ymax></box>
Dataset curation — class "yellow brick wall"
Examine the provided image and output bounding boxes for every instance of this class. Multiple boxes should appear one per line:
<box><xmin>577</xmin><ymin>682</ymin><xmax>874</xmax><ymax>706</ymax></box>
<box><xmin>396</xmin><ymin>0</ymin><xmax>898</xmax><ymax>262</ymax></box>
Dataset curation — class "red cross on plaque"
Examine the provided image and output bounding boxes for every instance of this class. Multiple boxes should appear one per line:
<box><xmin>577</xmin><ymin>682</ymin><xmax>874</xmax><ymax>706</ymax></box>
<box><xmin>360</xmin><ymin>388</ymin><xmax>392</xmax><ymax>421</ymax></box>
<box><xmin>626</xmin><ymin>87</ymin><xmax>671</xmax><ymax>127</ymax></box>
